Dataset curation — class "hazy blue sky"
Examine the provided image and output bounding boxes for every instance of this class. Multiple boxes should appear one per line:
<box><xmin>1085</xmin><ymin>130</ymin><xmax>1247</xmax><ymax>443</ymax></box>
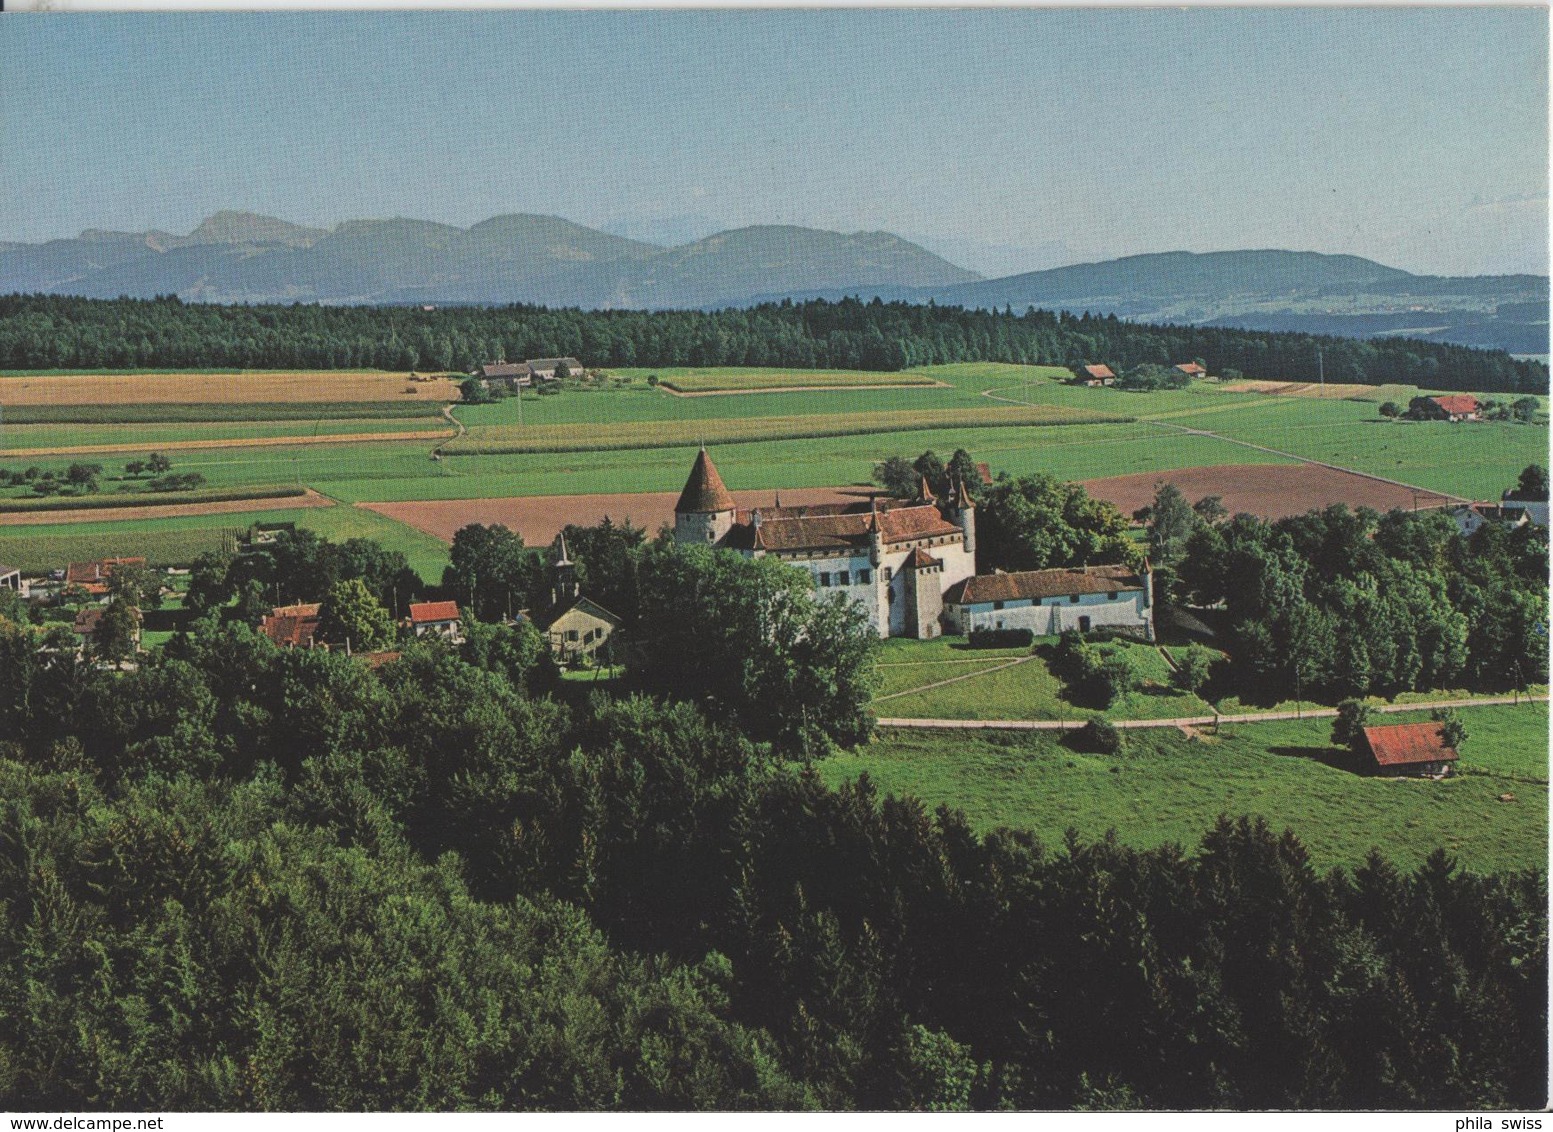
<box><xmin>1</xmin><ymin>9</ymin><xmax>1546</xmax><ymax>276</ymax></box>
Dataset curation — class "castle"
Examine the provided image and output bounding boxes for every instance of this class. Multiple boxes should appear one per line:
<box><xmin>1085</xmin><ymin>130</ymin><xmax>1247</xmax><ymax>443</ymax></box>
<box><xmin>672</xmin><ymin>448</ymin><xmax>976</xmax><ymax>638</ymax></box>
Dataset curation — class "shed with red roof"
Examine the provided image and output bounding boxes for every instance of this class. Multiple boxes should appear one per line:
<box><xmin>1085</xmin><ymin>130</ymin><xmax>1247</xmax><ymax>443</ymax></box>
<box><xmin>1360</xmin><ymin>722</ymin><xmax>1459</xmax><ymax>777</ymax></box>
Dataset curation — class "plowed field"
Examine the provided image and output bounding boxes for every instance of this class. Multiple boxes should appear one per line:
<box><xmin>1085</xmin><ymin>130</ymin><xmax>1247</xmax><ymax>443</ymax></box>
<box><xmin>1082</xmin><ymin>463</ymin><xmax>1461</xmax><ymax>520</ymax></box>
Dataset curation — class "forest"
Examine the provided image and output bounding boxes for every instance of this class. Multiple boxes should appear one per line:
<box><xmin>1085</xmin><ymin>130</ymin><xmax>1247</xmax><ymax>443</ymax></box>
<box><xmin>0</xmin><ymin>293</ymin><xmax>1545</xmax><ymax>394</ymax></box>
<box><xmin>1</xmin><ymin>608</ymin><xmax>1546</xmax><ymax>1111</ymax></box>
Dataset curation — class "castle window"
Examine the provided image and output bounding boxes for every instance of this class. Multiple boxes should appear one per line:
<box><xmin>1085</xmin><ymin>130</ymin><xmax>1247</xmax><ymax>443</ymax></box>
<box><xmin>1069</xmin><ymin>595</ymin><xmax>1080</xmax><ymax>603</ymax></box>
<box><xmin>1107</xmin><ymin>592</ymin><xmax>1118</xmax><ymax>600</ymax></box>
<box><xmin>819</xmin><ymin>572</ymin><xmax>831</xmax><ymax>587</ymax></box>
<box><xmin>858</xmin><ymin>569</ymin><xmax>871</xmax><ymax>584</ymax></box>
<box><xmin>883</xmin><ymin>567</ymin><xmax>892</xmax><ymax>581</ymax></box>
<box><xmin>838</xmin><ymin>570</ymin><xmax>850</xmax><ymax>586</ymax></box>
<box><xmin>993</xmin><ymin>600</ymin><xmax>1005</xmax><ymax>611</ymax></box>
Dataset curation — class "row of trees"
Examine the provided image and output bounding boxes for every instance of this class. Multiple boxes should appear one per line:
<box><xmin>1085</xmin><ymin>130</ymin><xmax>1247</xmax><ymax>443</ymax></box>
<box><xmin>1</xmin><ymin>293</ymin><xmax>1544</xmax><ymax>393</ymax></box>
<box><xmin>0</xmin><ymin>604</ymin><xmax>1543</xmax><ymax>1110</ymax></box>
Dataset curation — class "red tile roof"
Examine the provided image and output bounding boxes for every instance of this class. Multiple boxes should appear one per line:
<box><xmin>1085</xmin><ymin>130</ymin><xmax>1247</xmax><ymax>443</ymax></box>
<box><xmin>903</xmin><ymin>548</ymin><xmax>942</xmax><ymax>569</ymax></box>
<box><xmin>975</xmin><ymin>462</ymin><xmax>993</xmax><ymax>486</ymax></box>
<box><xmin>944</xmin><ymin>564</ymin><xmax>1143</xmax><ymax>605</ymax></box>
<box><xmin>359</xmin><ymin>650</ymin><xmax>403</xmax><ymax>669</ymax></box>
<box><xmin>72</xmin><ymin>607</ymin><xmax>104</xmax><ymax>635</ymax></box>
<box><xmin>732</xmin><ymin>499</ymin><xmax>959</xmax><ymax>554</ymax></box>
<box><xmin>1361</xmin><ymin>723</ymin><xmax>1459</xmax><ymax>768</ymax></box>
<box><xmin>1430</xmin><ymin>395</ymin><xmax>1480</xmax><ymax>415</ymax></box>
<box><xmin>65</xmin><ymin>557</ymin><xmax>146</xmax><ymax>589</ymax></box>
<box><xmin>877</xmin><ymin>504</ymin><xmax>961</xmax><ymax>544</ymax></box>
<box><xmin>259</xmin><ymin>602</ymin><xmax>322</xmax><ymax>648</ymax></box>
<box><xmin>675</xmin><ymin>448</ymin><xmax>738</xmax><ymax>513</ymax></box>
<box><xmin>1175</xmin><ymin>363</ymin><xmax>1207</xmax><ymax>376</ymax></box>
<box><xmin>1082</xmin><ymin>364</ymin><xmax>1115</xmax><ymax>380</ymax></box>
<box><xmin>409</xmin><ymin>600</ymin><xmax>461</xmax><ymax>624</ymax></box>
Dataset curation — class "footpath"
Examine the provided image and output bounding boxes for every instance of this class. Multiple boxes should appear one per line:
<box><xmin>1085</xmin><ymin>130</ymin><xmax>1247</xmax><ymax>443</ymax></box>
<box><xmin>877</xmin><ymin>694</ymin><xmax>1549</xmax><ymax>732</ymax></box>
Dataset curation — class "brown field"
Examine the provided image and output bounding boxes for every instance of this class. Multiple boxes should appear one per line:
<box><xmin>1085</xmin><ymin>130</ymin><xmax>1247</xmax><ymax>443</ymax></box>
<box><xmin>659</xmin><ymin>381</ymin><xmax>949</xmax><ymax>398</ymax></box>
<box><xmin>0</xmin><ymin>371</ymin><xmax>461</xmax><ymax>405</ymax></box>
<box><xmin>0</xmin><ymin>428</ymin><xmax>449</xmax><ymax>459</ymax></box>
<box><xmin>0</xmin><ymin>488</ymin><xmax>333</xmax><ymax>526</ymax></box>
<box><xmin>1082</xmin><ymin>463</ymin><xmax>1460</xmax><ymax>521</ymax></box>
<box><xmin>361</xmin><ymin>486</ymin><xmax>869</xmax><ymax>545</ymax></box>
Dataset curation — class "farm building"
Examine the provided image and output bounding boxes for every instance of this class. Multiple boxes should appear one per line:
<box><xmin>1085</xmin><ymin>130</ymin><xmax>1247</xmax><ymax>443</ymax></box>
<box><xmin>408</xmin><ymin>600</ymin><xmax>463</xmax><ymax>642</ymax></box>
<box><xmin>1073</xmin><ymin>364</ymin><xmax>1116</xmax><ymax>387</ymax></box>
<box><xmin>673</xmin><ymin>448</ymin><xmax>977</xmax><ymax>639</ymax></box>
<box><xmin>524</xmin><ymin>357</ymin><xmax>583</xmax><ymax>382</ymax></box>
<box><xmin>1500</xmin><ymin>490</ymin><xmax>1548</xmax><ymax>527</ymax></box>
<box><xmin>942</xmin><ymin>563</ymin><xmax>1154</xmax><ymax>640</ymax></box>
<box><xmin>0</xmin><ymin>563</ymin><xmax>20</xmax><ymax>592</ymax></box>
<box><xmin>1427</xmin><ymin>395</ymin><xmax>1482</xmax><ymax>422</ymax></box>
<box><xmin>258</xmin><ymin>602</ymin><xmax>322</xmax><ymax>649</ymax></box>
<box><xmin>474</xmin><ymin>361</ymin><xmax>529</xmax><ymax>388</ymax></box>
<box><xmin>65</xmin><ymin>556</ymin><xmax>146</xmax><ymax>596</ymax></box>
<box><xmin>1360</xmin><ymin>722</ymin><xmax>1459</xmax><ymax>777</ymax></box>
<box><xmin>1174</xmin><ymin>362</ymin><xmax>1208</xmax><ymax>379</ymax></box>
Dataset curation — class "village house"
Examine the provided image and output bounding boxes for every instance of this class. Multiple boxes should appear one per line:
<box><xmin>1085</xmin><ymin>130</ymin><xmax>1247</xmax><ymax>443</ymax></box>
<box><xmin>473</xmin><ymin>361</ymin><xmax>529</xmax><ymax>389</ymax></box>
<box><xmin>1427</xmin><ymin>394</ymin><xmax>1482</xmax><ymax>422</ymax></box>
<box><xmin>72</xmin><ymin>604</ymin><xmax>141</xmax><ymax>651</ymax></box>
<box><xmin>407</xmin><ymin>599</ymin><xmax>463</xmax><ymax>642</ymax></box>
<box><xmin>1500</xmin><ymin>490</ymin><xmax>1548</xmax><ymax>527</ymax></box>
<box><xmin>258</xmin><ymin>602</ymin><xmax>322</xmax><ymax>649</ymax></box>
<box><xmin>1174</xmin><ymin>362</ymin><xmax>1208</xmax><ymax>379</ymax></box>
<box><xmin>672</xmin><ymin>448</ymin><xmax>977</xmax><ymax>639</ymax></box>
<box><xmin>1450</xmin><ymin>502</ymin><xmax>1530</xmax><ymax>538</ymax></box>
<box><xmin>1073</xmin><ymin>364</ymin><xmax>1116</xmax><ymax>387</ymax></box>
<box><xmin>64</xmin><ymin>556</ymin><xmax>146</xmax><ymax>597</ymax></box>
<box><xmin>540</xmin><ymin>533</ymin><xmax>621</xmax><ymax>665</ymax></box>
<box><xmin>942</xmin><ymin>563</ymin><xmax>1155</xmax><ymax>640</ymax></box>
<box><xmin>1359</xmin><ymin>722</ymin><xmax>1459</xmax><ymax>777</ymax></box>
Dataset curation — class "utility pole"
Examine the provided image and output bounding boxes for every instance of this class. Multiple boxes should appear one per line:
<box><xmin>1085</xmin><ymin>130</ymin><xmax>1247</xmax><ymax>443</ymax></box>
<box><xmin>1317</xmin><ymin>346</ymin><xmax>1325</xmax><ymax>394</ymax></box>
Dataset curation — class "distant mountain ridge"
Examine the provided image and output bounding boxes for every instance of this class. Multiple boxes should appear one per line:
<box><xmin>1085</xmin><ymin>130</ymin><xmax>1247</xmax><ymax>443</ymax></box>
<box><xmin>0</xmin><ymin>213</ymin><xmax>1544</xmax><ymax>353</ymax></box>
<box><xmin>0</xmin><ymin>211</ymin><xmax>976</xmax><ymax>310</ymax></box>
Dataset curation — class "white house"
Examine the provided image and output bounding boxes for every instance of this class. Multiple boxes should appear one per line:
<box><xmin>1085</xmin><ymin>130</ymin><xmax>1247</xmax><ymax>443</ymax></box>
<box><xmin>672</xmin><ymin>448</ymin><xmax>977</xmax><ymax>639</ymax></box>
<box><xmin>408</xmin><ymin>600</ymin><xmax>464</xmax><ymax>642</ymax></box>
<box><xmin>942</xmin><ymin>563</ymin><xmax>1154</xmax><ymax>640</ymax></box>
<box><xmin>1451</xmin><ymin>502</ymin><xmax>1530</xmax><ymax>538</ymax></box>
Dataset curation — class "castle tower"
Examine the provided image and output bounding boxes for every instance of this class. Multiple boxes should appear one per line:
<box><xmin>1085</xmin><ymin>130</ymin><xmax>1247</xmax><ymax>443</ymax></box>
<box><xmin>674</xmin><ymin>447</ymin><xmax>738</xmax><ymax>546</ymax></box>
<box><xmin>551</xmin><ymin>531</ymin><xmax>579</xmax><ymax>606</ymax></box>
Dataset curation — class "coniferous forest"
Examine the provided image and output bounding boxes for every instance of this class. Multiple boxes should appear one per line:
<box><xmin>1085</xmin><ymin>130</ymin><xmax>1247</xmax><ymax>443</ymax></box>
<box><xmin>0</xmin><ymin>293</ymin><xmax>1545</xmax><ymax>394</ymax></box>
<box><xmin>1</xmin><ymin>603</ymin><xmax>1545</xmax><ymax>1111</ymax></box>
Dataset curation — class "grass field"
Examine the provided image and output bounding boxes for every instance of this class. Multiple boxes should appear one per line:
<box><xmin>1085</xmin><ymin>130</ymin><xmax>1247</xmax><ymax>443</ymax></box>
<box><xmin>821</xmin><ymin>703</ymin><xmax>1548</xmax><ymax>874</ymax></box>
<box><xmin>446</xmin><ymin>402</ymin><xmax>1128</xmax><ymax>455</ymax></box>
<box><xmin>875</xmin><ymin>636</ymin><xmax>1217</xmax><ymax>721</ymax></box>
<box><xmin>617</xmin><ymin>366</ymin><xmax>946</xmax><ymax>393</ymax></box>
<box><xmin>0</xmin><ymin>401</ymin><xmax>447</xmax><ymax>424</ymax></box>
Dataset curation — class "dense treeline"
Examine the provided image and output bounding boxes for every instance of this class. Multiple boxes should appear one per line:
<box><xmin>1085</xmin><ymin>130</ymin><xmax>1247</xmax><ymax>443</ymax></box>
<box><xmin>0</xmin><ymin>293</ymin><xmax>1544</xmax><ymax>393</ymax></box>
<box><xmin>0</xmin><ymin>605</ymin><xmax>1545</xmax><ymax>1110</ymax></box>
<box><xmin>1140</xmin><ymin>491</ymin><xmax>1550</xmax><ymax>701</ymax></box>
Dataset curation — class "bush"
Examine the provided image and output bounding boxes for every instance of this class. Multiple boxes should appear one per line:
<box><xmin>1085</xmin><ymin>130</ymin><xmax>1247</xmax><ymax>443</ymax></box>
<box><xmin>967</xmin><ymin>627</ymin><xmax>1034</xmax><ymax>649</ymax></box>
<box><xmin>1073</xmin><ymin>716</ymin><xmax>1123</xmax><ymax>754</ymax></box>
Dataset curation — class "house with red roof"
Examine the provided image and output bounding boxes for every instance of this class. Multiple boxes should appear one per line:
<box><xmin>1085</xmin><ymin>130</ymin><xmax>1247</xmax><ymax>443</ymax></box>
<box><xmin>1360</xmin><ymin>722</ymin><xmax>1459</xmax><ymax>777</ymax></box>
<box><xmin>408</xmin><ymin>599</ymin><xmax>463</xmax><ymax>642</ymax></box>
<box><xmin>672</xmin><ymin>448</ymin><xmax>977</xmax><ymax>639</ymax></box>
<box><xmin>1174</xmin><ymin>362</ymin><xmax>1208</xmax><ymax>379</ymax></box>
<box><xmin>258</xmin><ymin>602</ymin><xmax>322</xmax><ymax>649</ymax></box>
<box><xmin>64</xmin><ymin>556</ymin><xmax>146</xmax><ymax>597</ymax></box>
<box><xmin>1426</xmin><ymin>394</ymin><xmax>1482</xmax><ymax>422</ymax></box>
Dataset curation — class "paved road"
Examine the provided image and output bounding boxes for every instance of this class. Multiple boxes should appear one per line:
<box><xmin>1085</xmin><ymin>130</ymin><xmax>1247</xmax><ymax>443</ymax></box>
<box><xmin>877</xmin><ymin>694</ymin><xmax>1548</xmax><ymax>732</ymax></box>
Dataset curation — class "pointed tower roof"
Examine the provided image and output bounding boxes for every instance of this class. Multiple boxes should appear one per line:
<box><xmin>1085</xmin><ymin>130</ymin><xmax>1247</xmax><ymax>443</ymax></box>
<box><xmin>675</xmin><ymin>448</ymin><xmax>737</xmax><ymax>513</ymax></box>
<box><xmin>917</xmin><ymin>475</ymin><xmax>936</xmax><ymax>503</ymax></box>
<box><xmin>552</xmin><ymin>531</ymin><xmax>572</xmax><ymax>566</ymax></box>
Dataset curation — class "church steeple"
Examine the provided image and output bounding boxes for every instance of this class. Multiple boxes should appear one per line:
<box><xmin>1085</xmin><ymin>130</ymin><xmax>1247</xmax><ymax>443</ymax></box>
<box><xmin>551</xmin><ymin>532</ymin><xmax>579</xmax><ymax>605</ymax></box>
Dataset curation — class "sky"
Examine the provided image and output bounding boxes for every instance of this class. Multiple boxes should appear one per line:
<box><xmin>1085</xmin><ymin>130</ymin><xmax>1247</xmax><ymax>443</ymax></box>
<box><xmin>0</xmin><ymin>9</ymin><xmax>1547</xmax><ymax>277</ymax></box>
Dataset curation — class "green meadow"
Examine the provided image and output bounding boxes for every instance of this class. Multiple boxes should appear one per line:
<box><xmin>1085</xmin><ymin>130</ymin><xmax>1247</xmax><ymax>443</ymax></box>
<box><xmin>821</xmin><ymin>703</ymin><xmax>1548</xmax><ymax>874</ymax></box>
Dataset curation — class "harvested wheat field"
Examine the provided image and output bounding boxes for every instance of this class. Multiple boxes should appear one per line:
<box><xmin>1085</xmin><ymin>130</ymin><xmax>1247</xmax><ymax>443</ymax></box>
<box><xmin>1082</xmin><ymin>463</ymin><xmax>1461</xmax><ymax>521</ymax></box>
<box><xmin>0</xmin><ymin>428</ymin><xmax>450</xmax><ymax>458</ymax></box>
<box><xmin>0</xmin><ymin>489</ymin><xmax>333</xmax><ymax>526</ymax></box>
<box><xmin>0</xmin><ymin>371</ymin><xmax>462</xmax><ymax>405</ymax></box>
<box><xmin>362</xmin><ymin>486</ymin><xmax>869</xmax><ymax>545</ymax></box>
<box><xmin>1217</xmin><ymin>380</ymin><xmax>1414</xmax><ymax>401</ymax></box>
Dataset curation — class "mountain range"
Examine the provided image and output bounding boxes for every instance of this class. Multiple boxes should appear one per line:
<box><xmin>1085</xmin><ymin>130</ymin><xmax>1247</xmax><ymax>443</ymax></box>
<box><xmin>2</xmin><ymin>212</ymin><xmax>1545</xmax><ymax>354</ymax></box>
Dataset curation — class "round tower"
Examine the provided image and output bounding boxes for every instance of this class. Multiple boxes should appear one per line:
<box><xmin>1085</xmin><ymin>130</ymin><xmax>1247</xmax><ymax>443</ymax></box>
<box><xmin>673</xmin><ymin>447</ymin><xmax>738</xmax><ymax>546</ymax></box>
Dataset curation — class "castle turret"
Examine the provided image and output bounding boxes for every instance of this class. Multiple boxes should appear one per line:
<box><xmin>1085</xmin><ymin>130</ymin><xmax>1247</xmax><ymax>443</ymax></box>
<box><xmin>674</xmin><ymin>447</ymin><xmax>738</xmax><ymax>546</ymax></box>
<box><xmin>952</xmin><ymin>475</ymin><xmax>977</xmax><ymax>558</ymax></box>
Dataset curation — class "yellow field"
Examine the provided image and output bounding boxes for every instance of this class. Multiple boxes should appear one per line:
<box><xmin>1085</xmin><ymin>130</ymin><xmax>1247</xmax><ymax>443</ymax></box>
<box><xmin>1218</xmin><ymin>380</ymin><xmax>1413</xmax><ymax>401</ymax></box>
<box><xmin>447</xmin><ymin>402</ymin><xmax>1130</xmax><ymax>454</ymax></box>
<box><xmin>0</xmin><ymin>370</ymin><xmax>461</xmax><ymax>404</ymax></box>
